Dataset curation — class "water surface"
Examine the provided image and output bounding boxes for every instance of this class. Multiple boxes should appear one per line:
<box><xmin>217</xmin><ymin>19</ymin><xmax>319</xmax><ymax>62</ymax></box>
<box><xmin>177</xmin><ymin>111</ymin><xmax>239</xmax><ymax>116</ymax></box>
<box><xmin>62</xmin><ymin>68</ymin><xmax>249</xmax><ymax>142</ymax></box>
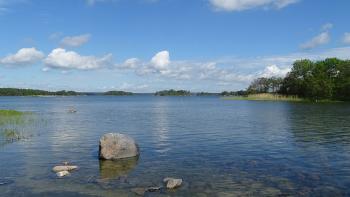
<box><xmin>0</xmin><ymin>96</ymin><xmax>350</xmax><ymax>196</ymax></box>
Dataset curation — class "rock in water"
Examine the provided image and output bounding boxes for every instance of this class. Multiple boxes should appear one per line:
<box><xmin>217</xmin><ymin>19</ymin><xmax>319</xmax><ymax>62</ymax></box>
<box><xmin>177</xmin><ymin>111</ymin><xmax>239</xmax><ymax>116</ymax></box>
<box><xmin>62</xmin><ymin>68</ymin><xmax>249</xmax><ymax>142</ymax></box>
<box><xmin>52</xmin><ymin>165</ymin><xmax>78</xmax><ymax>173</ymax></box>
<box><xmin>56</xmin><ymin>171</ymin><xmax>70</xmax><ymax>177</ymax></box>
<box><xmin>163</xmin><ymin>177</ymin><xmax>183</xmax><ymax>189</ymax></box>
<box><xmin>99</xmin><ymin>133</ymin><xmax>139</xmax><ymax>160</ymax></box>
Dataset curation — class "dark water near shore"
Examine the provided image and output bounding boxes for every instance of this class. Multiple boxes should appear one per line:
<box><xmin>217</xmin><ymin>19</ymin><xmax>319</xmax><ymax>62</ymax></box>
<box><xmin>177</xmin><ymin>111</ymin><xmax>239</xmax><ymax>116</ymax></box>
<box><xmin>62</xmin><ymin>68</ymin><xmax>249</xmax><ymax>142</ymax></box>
<box><xmin>0</xmin><ymin>96</ymin><xmax>350</xmax><ymax>196</ymax></box>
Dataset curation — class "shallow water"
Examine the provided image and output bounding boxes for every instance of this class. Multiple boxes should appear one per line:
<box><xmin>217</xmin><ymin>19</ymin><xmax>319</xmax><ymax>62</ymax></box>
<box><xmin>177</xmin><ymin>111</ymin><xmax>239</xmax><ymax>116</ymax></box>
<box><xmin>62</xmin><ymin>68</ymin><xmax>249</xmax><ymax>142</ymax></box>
<box><xmin>0</xmin><ymin>96</ymin><xmax>350</xmax><ymax>196</ymax></box>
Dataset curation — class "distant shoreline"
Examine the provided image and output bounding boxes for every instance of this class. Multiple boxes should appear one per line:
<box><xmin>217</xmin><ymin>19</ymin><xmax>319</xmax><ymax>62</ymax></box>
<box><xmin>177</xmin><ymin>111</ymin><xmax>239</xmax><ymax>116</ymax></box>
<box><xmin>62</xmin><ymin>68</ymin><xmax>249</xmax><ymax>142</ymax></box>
<box><xmin>0</xmin><ymin>88</ymin><xmax>221</xmax><ymax>97</ymax></box>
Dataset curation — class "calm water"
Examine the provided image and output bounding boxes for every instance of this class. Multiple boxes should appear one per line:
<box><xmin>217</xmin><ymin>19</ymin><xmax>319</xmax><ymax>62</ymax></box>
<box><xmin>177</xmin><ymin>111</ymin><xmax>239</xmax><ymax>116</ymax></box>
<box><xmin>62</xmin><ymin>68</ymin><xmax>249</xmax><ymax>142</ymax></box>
<box><xmin>0</xmin><ymin>96</ymin><xmax>350</xmax><ymax>196</ymax></box>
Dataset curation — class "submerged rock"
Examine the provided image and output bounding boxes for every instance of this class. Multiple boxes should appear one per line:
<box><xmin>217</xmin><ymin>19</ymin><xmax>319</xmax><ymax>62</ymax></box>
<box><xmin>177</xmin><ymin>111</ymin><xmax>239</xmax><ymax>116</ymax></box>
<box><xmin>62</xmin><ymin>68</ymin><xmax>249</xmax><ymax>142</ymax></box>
<box><xmin>99</xmin><ymin>156</ymin><xmax>138</xmax><ymax>179</ymax></box>
<box><xmin>56</xmin><ymin>170</ymin><xmax>70</xmax><ymax>177</ymax></box>
<box><xmin>52</xmin><ymin>165</ymin><xmax>78</xmax><ymax>173</ymax></box>
<box><xmin>163</xmin><ymin>177</ymin><xmax>183</xmax><ymax>189</ymax></box>
<box><xmin>99</xmin><ymin>133</ymin><xmax>139</xmax><ymax>160</ymax></box>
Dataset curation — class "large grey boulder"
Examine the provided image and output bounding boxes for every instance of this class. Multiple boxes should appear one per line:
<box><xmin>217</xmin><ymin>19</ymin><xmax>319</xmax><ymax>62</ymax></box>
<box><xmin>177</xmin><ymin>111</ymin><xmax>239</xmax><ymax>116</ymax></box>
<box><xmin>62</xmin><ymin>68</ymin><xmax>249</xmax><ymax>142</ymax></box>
<box><xmin>99</xmin><ymin>133</ymin><xmax>139</xmax><ymax>160</ymax></box>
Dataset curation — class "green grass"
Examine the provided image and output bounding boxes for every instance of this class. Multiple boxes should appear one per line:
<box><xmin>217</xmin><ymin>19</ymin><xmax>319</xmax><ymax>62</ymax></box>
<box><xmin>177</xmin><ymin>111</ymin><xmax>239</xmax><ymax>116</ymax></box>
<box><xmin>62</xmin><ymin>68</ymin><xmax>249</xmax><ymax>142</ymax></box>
<box><xmin>0</xmin><ymin>109</ymin><xmax>25</xmax><ymax>116</ymax></box>
<box><xmin>0</xmin><ymin>110</ymin><xmax>28</xmax><ymax>126</ymax></box>
<box><xmin>222</xmin><ymin>93</ymin><xmax>304</xmax><ymax>102</ymax></box>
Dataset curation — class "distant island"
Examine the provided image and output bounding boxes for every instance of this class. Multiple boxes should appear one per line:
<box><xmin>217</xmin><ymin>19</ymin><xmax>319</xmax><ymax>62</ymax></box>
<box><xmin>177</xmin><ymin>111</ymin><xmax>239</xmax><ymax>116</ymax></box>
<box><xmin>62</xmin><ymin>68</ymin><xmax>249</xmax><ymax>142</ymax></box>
<box><xmin>0</xmin><ymin>88</ymin><xmax>134</xmax><ymax>96</ymax></box>
<box><xmin>155</xmin><ymin>89</ymin><xmax>191</xmax><ymax>96</ymax></box>
<box><xmin>0</xmin><ymin>88</ymin><xmax>82</xmax><ymax>96</ymax></box>
<box><xmin>104</xmin><ymin>91</ymin><xmax>133</xmax><ymax>96</ymax></box>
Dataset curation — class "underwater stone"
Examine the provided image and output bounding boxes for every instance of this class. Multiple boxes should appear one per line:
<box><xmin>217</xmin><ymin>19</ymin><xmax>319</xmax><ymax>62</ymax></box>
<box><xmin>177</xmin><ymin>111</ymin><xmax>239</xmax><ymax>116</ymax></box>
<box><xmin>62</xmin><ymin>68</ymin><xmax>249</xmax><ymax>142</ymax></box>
<box><xmin>99</xmin><ymin>133</ymin><xmax>139</xmax><ymax>160</ymax></box>
<box><xmin>56</xmin><ymin>170</ymin><xmax>70</xmax><ymax>177</ymax></box>
<box><xmin>52</xmin><ymin>165</ymin><xmax>78</xmax><ymax>173</ymax></box>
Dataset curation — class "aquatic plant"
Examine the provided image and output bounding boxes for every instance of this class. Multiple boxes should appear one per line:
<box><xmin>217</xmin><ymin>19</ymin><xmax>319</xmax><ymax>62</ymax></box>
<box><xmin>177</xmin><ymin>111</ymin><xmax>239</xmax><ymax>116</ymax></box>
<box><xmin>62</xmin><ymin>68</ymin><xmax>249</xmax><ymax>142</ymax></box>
<box><xmin>223</xmin><ymin>93</ymin><xmax>303</xmax><ymax>102</ymax></box>
<box><xmin>0</xmin><ymin>109</ymin><xmax>39</xmax><ymax>146</ymax></box>
<box><xmin>0</xmin><ymin>109</ymin><xmax>25</xmax><ymax>116</ymax></box>
<box><xmin>0</xmin><ymin>129</ymin><xmax>23</xmax><ymax>142</ymax></box>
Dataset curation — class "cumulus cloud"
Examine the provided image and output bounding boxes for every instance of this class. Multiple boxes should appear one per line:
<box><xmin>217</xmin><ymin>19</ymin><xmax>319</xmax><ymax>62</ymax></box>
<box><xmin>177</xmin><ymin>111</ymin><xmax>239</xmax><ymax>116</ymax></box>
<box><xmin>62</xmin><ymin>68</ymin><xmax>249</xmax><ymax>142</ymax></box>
<box><xmin>3</xmin><ymin>45</ymin><xmax>350</xmax><ymax>90</ymax></box>
<box><xmin>118</xmin><ymin>58</ymin><xmax>141</xmax><ymax>69</ymax></box>
<box><xmin>259</xmin><ymin>64</ymin><xmax>291</xmax><ymax>78</ymax></box>
<box><xmin>122</xmin><ymin>46</ymin><xmax>350</xmax><ymax>86</ymax></box>
<box><xmin>343</xmin><ymin>33</ymin><xmax>350</xmax><ymax>45</ymax></box>
<box><xmin>300</xmin><ymin>32</ymin><xmax>330</xmax><ymax>50</ymax></box>
<box><xmin>209</xmin><ymin>0</ymin><xmax>299</xmax><ymax>11</ymax></box>
<box><xmin>60</xmin><ymin>34</ymin><xmax>91</xmax><ymax>47</ymax></box>
<box><xmin>0</xmin><ymin>48</ymin><xmax>44</xmax><ymax>66</ymax></box>
<box><xmin>44</xmin><ymin>48</ymin><xmax>113</xmax><ymax>70</ymax></box>
<box><xmin>150</xmin><ymin>50</ymin><xmax>170</xmax><ymax>70</ymax></box>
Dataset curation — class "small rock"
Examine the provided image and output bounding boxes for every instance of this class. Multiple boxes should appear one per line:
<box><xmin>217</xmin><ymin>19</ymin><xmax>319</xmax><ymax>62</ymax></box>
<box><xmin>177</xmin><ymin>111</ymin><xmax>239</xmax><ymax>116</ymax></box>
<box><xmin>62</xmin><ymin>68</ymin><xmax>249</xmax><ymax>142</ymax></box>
<box><xmin>163</xmin><ymin>177</ymin><xmax>182</xmax><ymax>189</ymax></box>
<box><xmin>147</xmin><ymin>186</ymin><xmax>162</xmax><ymax>192</ymax></box>
<box><xmin>52</xmin><ymin>165</ymin><xmax>78</xmax><ymax>172</ymax></box>
<box><xmin>56</xmin><ymin>170</ymin><xmax>70</xmax><ymax>177</ymax></box>
<box><xmin>131</xmin><ymin>188</ymin><xmax>147</xmax><ymax>196</ymax></box>
<box><xmin>68</xmin><ymin>108</ymin><xmax>77</xmax><ymax>113</ymax></box>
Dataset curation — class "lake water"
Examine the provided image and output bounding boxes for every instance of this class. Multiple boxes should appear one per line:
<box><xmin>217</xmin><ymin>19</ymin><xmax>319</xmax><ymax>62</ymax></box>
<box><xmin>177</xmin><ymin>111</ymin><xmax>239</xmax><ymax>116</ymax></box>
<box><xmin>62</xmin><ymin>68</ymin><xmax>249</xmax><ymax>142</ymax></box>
<box><xmin>0</xmin><ymin>96</ymin><xmax>350</xmax><ymax>196</ymax></box>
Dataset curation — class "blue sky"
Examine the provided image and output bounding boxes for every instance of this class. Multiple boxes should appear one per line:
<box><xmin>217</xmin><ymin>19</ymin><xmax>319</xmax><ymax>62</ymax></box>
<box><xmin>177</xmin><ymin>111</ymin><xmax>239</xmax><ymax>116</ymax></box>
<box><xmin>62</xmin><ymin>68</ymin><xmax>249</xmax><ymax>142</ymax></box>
<box><xmin>1</xmin><ymin>0</ymin><xmax>350</xmax><ymax>92</ymax></box>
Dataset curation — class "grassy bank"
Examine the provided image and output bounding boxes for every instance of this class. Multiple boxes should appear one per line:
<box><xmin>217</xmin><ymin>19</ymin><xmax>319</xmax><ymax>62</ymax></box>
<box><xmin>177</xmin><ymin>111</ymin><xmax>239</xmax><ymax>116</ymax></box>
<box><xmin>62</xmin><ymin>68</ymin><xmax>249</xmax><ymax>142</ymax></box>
<box><xmin>222</xmin><ymin>93</ymin><xmax>304</xmax><ymax>102</ymax></box>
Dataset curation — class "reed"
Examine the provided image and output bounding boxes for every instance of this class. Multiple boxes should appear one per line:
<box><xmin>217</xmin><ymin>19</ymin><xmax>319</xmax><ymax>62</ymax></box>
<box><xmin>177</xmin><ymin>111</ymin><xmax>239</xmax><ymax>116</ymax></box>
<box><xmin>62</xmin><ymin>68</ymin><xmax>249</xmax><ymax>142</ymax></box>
<box><xmin>223</xmin><ymin>93</ymin><xmax>303</xmax><ymax>102</ymax></box>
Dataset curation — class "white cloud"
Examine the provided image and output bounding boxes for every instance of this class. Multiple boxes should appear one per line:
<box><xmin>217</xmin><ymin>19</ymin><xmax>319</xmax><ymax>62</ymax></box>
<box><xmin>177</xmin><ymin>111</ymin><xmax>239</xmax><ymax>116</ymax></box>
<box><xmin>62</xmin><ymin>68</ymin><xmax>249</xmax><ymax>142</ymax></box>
<box><xmin>44</xmin><ymin>48</ymin><xmax>113</xmax><ymax>70</ymax></box>
<box><xmin>259</xmin><ymin>64</ymin><xmax>290</xmax><ymax>78</ymax></box>
<box><xmin>0</xmin><ymin>48</ymin><xmax>44</xmax><ymax>66</ymax></box>
<box><xmin>121</xmin><ymin>46</ymin><xmax>350</xmax><ymax>87</ymax></box>
<box><xmin>343</xmin><ymin>33</ymin><xmax>350</xmax><ymax>45</ymax></box>
<box><xmin>300</xmin><ymin>32</ymin><xmax>330</xmax><ymax>50</ymax></box>
<box><xmin>150</xmin><ymin>50</ymin><xmax>170</xmax><ymax>70</ymax></box>
<box><xmin>60</xmin><ymin>34</ymin><xmax>91</xmax><ymax>47</ymax></box>
<box><xmin>209</xmin><ymin>0</ymin><xmax>299</xmax><ymax>11</ymax></box>
<box><xmin>118</xmin><ymin>58</ymin><xmax>141</xmax><ymax>69</ymax></box>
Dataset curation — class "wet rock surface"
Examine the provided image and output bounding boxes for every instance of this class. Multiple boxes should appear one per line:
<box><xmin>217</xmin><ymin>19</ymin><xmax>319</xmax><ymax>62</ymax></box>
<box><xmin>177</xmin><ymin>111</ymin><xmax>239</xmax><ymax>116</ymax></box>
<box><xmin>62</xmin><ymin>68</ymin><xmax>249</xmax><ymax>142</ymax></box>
<box><xmin>56</xmin><ymin>170</ymin><xmax>70</xmax><ymax>177</ymax></box>
<box><xmin>163</xmin><ymin>177</ymin><xmax>183</xmax><ymax>189</ymax></box>
<box><xmin>52</xmin><ymin>165</ymin><xmax>78</xmax><ymax>173</ymax></box>
<box><xmin>99</xmin><ymin>133</ymin><xmax>139</xmax><ymax>160</ymax></box>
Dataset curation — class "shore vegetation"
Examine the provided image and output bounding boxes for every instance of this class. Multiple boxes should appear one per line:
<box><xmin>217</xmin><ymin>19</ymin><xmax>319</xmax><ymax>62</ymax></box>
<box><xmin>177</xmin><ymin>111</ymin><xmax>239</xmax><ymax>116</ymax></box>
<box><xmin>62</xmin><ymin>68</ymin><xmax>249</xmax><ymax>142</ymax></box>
<box><xmin>222</xmin><ymin>58</ymin><xmax>350</xmax><ymax>102</ymax></box>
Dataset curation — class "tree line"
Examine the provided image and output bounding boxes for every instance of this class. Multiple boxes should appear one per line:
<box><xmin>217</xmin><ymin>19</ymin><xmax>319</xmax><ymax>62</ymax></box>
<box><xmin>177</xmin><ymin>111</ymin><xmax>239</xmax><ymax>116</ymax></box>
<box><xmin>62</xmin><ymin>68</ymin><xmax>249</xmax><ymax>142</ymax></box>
<box><xmin>245</xmin><ymin>58</ymin><xmax>350</xmax><ymax>101</ymax></box>
<box><xmin>0</xmin><ymin>88</ymin><xmax>81</xmax><ymax>96</ymax></box>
